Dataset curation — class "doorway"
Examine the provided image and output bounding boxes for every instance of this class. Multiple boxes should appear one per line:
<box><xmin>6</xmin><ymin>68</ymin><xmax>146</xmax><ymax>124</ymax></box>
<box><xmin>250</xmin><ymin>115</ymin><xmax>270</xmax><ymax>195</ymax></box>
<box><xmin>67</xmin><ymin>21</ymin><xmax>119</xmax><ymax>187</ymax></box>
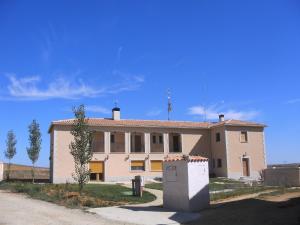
<box><xmin>242</xmin><ymin>158</ymin><xmax>250</xmax><ymax>177</ymax></box>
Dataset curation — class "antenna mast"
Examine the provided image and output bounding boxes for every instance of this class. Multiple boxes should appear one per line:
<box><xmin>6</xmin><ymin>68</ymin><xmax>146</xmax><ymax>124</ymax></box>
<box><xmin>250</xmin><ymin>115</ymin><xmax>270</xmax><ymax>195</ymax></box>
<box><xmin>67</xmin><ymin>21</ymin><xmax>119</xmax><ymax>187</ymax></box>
<box><xmin>167</xmin><ymin>89</ymin><xmax>172</xmax><ymax>120</ymax></box>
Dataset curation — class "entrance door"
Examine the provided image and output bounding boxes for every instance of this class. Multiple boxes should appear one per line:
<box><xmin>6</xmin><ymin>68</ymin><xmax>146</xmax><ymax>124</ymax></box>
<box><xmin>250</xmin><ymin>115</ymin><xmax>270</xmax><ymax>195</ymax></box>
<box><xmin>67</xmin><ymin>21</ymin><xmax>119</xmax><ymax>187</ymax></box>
<box><xmin>242</xmin><ymin>158</ymin><xmax>250</xmax><ymax>177</ymax></box>
<box><xmin>89</xmin><ymin>161</ymin><xmax>104</xmax><ymax>181</ymax></box>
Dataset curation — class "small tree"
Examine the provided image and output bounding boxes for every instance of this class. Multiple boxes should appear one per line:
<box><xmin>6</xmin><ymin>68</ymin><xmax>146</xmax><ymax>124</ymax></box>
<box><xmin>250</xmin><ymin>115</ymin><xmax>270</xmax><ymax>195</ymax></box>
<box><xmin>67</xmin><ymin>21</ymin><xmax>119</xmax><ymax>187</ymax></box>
<box><xmin>4</xmin><ymin>130</ymin><xmax>17</xmax><ymax>180</ymax></box>
<box><xmin>27</xmin><ymin>120</ymin><xmax>42</xmax><ymax>183</ymax></box>
<box><xmin>69</xmin><ymin>105</ymin><xmax>93</xmax><ymax>193</ymax></box>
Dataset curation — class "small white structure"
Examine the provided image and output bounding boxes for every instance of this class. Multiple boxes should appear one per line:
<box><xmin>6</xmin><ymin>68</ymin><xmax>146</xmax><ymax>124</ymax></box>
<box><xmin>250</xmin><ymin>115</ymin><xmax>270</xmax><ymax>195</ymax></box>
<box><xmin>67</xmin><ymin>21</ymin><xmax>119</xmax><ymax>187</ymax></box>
<box><xmin>0</xmin><ymin>162</ymin><xmax>4</xmax><ymax>181</ymax></box>
<box><xmin>163</xmin><ymin>155</ymin><xmax>210</xmax><ymax>212</ymax></box>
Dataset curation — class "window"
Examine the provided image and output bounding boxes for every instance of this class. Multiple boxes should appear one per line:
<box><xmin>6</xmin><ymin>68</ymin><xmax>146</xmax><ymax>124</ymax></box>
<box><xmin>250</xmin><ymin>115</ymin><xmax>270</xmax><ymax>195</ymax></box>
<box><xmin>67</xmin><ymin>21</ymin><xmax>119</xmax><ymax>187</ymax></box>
<box><xmin>92</xmin><ymin>133</ymin><xmax>104</xmax><ymax>152</ymax></box>
<box><xmin>111</xmin><ymin>134</ymin><xmax>115</xmax><ymax>143</ymax></box>
<box><xmin>212</xmin><ymin>158</ymin><xmax>215</xmax><ymax>168</ymax></box>
<box><xmin>159</xmin><ymin>135</ymin><xmax>163</xmax><ymax>144</ymax></box>
<box><xmin>131</xmin><ymin>160</ymin><xmax>145</xmax><ymax>171</ymax></box>
<box><xmin>151</xmin><ymin>160</ymin><xmax>163</xmax><ymax>171</ymax></box>
<box><xmin>217</xmin><ymin>159</ymin><xmax>222</xmax><ymax>168</ymax></box>
<box><xmin>173</xmin><ymin>135</ymin><xmax>180</xmax><ymax>152</ymax></box>
<box><xmin>89</xmin><ymin>161</ymin><xmax>104</xmax><ymax>181</ymax></box>
<box><xmin>152</xmin><ymin>135</ymin><xmax>157</xmax><ymax>144</ymax></box>
<box><xmin>240</xmin><ymin>131</ymin><xmax>248</xmax><ymax>143</ymax></box>
<box><xmin>216</xmin><ymin>132</ymin><xmax>221</xmax><ymax>142</ymax></box>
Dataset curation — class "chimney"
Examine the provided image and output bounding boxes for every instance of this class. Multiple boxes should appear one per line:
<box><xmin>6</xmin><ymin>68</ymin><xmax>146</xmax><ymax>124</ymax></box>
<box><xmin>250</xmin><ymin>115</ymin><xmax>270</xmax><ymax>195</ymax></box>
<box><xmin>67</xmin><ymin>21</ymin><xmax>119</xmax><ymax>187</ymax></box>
<box><xmin>112</xmin><ymin>107</ymin><xmax>121</xmax><ymax>120</ymax></box>
<box><xmin>219</xmin><ymin>114</ymin><xmax>225</xmax><ymax>122</ymax></box>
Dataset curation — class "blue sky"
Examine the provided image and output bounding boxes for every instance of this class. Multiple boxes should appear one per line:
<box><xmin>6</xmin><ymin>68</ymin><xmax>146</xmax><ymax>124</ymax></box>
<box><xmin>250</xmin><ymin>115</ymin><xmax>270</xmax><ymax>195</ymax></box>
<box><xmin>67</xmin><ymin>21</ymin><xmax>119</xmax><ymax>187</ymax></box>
<box><xmin>0</xmin><ymin>0</ymin><xmax>299</xmax><ymax>167</ymax></box>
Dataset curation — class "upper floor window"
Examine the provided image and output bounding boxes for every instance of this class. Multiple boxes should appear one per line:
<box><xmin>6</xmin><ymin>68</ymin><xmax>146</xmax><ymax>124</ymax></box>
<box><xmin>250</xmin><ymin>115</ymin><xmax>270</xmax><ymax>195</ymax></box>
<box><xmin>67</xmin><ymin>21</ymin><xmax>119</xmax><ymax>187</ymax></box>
<box><xmin>216</xmin><ymin>132</ymin><xmax>221</xmax><ymax>142</ymax></box>
<box><xmin>152</xmin><ymin>135</ymin><xmax>157</xmax><ymax>144</ymax></box>
<box><xmin>240</xmin><ymin>131</ymin><xmax>248</xmax><ymax>143</ymax></box>
<box><xmin>159</xmin><ymin>135</ymin><xmax>163</xmax><ymax>144</ymax></box>
<box><xmin>110</xmin><ymin>134</ymin><xmax>115</xmax><ymax>143</ymax></box>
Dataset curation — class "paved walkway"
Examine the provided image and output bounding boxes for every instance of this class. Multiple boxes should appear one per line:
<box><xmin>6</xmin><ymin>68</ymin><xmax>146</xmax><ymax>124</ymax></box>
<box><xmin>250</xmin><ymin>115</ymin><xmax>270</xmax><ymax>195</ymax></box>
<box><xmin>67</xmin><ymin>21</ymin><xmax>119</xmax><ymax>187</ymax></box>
<box><xmin>89</xmin><ymin>187</ymin><xmax>201</xmax><ymax>225</ymax></box>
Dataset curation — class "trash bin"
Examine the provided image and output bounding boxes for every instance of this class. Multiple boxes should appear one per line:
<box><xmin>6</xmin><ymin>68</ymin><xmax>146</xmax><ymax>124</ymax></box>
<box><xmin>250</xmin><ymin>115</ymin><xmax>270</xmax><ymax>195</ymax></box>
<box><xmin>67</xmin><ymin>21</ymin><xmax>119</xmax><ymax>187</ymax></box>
<box><xmin>131</xmin><ymin>175</ymin><xmax>144</xmax><ymax>197</ymax></box>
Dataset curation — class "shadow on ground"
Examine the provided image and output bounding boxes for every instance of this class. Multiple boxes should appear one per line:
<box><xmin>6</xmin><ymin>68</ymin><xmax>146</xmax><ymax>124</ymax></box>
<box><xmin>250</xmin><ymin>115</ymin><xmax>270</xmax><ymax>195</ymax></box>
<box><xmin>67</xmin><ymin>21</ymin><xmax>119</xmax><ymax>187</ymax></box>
<box><xmin>120</xmin><ymin>205</ymin><xmax>201</xmax><ymax>224</ymax></box>
<box><xmin>185</xmin><ymin>197</ymin><xmax>300</xmax><ymax>225</ymax></box>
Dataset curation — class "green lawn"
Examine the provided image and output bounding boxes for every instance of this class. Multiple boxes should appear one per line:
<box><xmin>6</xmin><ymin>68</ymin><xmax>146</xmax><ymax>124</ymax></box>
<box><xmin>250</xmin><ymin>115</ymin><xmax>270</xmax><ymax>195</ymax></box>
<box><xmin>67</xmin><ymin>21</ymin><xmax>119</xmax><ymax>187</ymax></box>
<box><xmin>0</xmin><ymin>182</ymin><xmax>156</xmax><ymax>208</ymax></box>
<box><xmin>145</xmin><ymin>178</ymin><xmax>280</xmax><ymax>201</ymax></box>
<box><xmin>145</xmin><ymin>178</ymin><xmax>246</xmax><ymax>191</ymax></box>
<box><xmin>145</xmin><ymin>182</ymin><xmax>163</xmax><ymax>190</ymax></box>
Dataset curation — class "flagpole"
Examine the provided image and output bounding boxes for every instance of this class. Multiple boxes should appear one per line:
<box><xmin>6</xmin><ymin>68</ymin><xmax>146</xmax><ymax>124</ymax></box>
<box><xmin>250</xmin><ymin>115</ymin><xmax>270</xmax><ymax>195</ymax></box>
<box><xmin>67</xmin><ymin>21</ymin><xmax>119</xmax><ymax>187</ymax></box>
<box><xmin>167</xmin><ymin>89</ymin><xmax>172</xmax><ymax>121</ymax></box>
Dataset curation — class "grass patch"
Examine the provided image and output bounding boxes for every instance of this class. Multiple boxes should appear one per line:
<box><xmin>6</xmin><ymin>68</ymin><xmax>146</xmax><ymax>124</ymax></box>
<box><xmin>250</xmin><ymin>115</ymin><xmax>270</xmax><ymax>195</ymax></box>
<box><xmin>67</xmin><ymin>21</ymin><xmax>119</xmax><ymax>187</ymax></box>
<box><xmin>210</xmin><ymin>186</ymin><xmax>276</xmax><ymax>201</ymax></box>
<box><xmin>145</xmin><ymin>182</ymin><xmax>163</xmax><ymax>190</ymax></box>
<box><xmin>0</xmin><ymin>182</ymin><xmax>156</xmax><ymax>208</ymax></box>
<box><xmin>144</xmin><ymin>178</ymin><xmax>281</xmax><ymax>202</ymax></box>
<box><xmin>258</xmin><ymin>187</ymin><xmax>300</xmax><ymax>198</ymax></box>
<box><xmin>145</xmin><ymin>178</ymin><xmax>247</xmax><ymax>192</ymax></box>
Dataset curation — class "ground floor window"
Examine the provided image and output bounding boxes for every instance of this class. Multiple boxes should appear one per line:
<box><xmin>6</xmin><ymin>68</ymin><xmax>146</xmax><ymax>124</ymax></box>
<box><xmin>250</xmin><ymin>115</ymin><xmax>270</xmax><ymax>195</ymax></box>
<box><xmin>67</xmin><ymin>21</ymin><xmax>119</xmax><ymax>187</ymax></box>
<box><xmin>89</xmin><ymin>161</ymin><xmax>104</xmax><ymax>181</ymax></box>
<box><xmin>150</xmin><ymin>160</ymin><xmax>163</xmax><ymax>172</ymax></box>
<box><xmin>131</xmin><ymin>160</ymin><xmax>145</xmax><ymax>171</ymax></box>
<box><xmin>217</xmin><ymin>159</ymin><xmax>222</xmax><ymax>168</ymax></box>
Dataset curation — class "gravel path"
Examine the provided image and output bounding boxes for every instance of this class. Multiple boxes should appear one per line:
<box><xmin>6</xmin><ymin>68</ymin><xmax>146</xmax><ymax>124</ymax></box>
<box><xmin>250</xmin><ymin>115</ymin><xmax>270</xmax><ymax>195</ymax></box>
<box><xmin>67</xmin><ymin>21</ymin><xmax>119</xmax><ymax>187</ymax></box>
<box><xmin>0</xmin><ymin>190</ymin><xmax>130</xmax><ymax>225</ymax></box>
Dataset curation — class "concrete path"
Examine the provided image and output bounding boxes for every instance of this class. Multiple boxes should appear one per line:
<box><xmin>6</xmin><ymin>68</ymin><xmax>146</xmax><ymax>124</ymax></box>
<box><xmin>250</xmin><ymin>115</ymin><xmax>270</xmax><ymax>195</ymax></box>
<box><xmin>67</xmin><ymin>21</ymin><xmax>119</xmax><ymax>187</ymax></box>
<box><xmin>0</xmin><ymin>190</ymin><xmax>127</xmax><ymax>225</ymax></box>
<box><xmin>89</xmin><ymin>187</ymin><xmax>201</xmax><ymax>225</ymax></box>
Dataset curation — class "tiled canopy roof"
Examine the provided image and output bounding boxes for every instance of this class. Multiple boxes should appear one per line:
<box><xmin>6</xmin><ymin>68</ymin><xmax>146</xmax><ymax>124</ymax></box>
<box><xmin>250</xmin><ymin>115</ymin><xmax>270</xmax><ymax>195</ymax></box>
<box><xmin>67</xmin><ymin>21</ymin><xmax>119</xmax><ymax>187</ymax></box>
<box><xmin>164</xmin><ymin>155</ymin><xmax>208</xmax><ymax>162</ymax></box>
<box><xmin>48</xmin><ymin>118</ymin><xmax>265</xmax><ymax>132</ymax></box>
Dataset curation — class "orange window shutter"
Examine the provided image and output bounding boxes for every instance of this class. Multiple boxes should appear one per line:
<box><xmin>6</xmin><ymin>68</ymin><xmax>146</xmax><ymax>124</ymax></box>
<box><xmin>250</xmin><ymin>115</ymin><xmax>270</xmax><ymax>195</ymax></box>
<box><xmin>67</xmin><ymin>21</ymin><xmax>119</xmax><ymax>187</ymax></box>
<box><xmin>151</xmin><ymin>161</ymin><xmax>163</xmax><ymax>171</ymax></box>
<box><xmin>89</xmin><ymin>162</ymin><xmax>103</xmax><ymax>173</ymax></box>
<box><xmin>131</xmin><ymin>161</ymin><xmax>144</xmax><ymax>167</ymax></box>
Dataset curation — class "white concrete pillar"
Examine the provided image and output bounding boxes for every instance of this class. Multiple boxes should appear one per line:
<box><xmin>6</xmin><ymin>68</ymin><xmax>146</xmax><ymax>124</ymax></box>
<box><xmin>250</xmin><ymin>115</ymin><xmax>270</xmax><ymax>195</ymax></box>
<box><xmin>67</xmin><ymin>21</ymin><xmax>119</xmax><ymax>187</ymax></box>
<box><xmin>104</xmin><ymin>132</ymin><xmax>111</xmax><ymax>154</ymax></box>
<box><xmin>163</xmin><ymin>133</ymin><xmax>169</xmax><ymax>155</ymax></box>
<box><xmin>125</xmin><ymin>132</ymin><xmax>131</xmax><ymax>153</ymax></box>
<box><xmin>144</xmin><ymin>133</ymin><xmax>150</xmax><ymax>154</ymax></box>
<box><xmin>0</xmin><ymin>162</ymin><xmax>3</xmax><ymax>181</ymax></box>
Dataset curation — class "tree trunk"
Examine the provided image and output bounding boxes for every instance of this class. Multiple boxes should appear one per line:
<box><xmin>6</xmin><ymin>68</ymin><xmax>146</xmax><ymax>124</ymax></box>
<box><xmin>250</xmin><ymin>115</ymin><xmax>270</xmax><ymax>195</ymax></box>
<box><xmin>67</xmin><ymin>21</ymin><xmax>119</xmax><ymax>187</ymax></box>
<box><xmin>7</xmin><ymin>160</ymin><xmax>11</xmax><ymax>181</ymax></box>
<box><xmin>32</xmin><ymin>163</ymin><xmax>35</xmax><ymax>183</ymax></box>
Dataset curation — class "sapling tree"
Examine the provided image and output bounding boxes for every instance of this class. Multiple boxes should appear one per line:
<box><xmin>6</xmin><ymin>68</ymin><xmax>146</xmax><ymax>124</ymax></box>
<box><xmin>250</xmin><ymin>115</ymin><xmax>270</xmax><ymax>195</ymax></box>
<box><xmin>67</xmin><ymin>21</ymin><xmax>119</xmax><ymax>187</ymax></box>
<box><xmin>27</xmin><ymin>120</ymin><xmax>42</xmax><ymax>183</ymax></box>
<box><xmin>4</xmin><ymin>130</ymin><xmax>17</xmax><ymax>180</ymax></box>
<box><xmin>69</xmin><ymin>105</ymin><xmax>93</xmax><ymax>193</ymax></box>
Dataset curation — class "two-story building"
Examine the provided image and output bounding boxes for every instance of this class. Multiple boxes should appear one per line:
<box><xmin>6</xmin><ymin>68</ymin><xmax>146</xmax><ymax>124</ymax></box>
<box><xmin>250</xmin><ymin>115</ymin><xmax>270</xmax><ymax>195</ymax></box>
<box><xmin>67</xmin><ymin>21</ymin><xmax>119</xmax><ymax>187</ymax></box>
<box><xmin>49</xmin><ymin>107</ymin><xmax>267</xmax><ymax>183</ymax></box>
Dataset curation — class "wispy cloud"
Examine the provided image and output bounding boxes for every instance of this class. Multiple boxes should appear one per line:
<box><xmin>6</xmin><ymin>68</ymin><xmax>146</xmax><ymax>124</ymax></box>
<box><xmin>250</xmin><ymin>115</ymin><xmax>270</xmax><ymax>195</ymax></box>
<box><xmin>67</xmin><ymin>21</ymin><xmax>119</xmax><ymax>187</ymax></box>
<box><xmin>286</xmin><ymin>98</ymin><xmax>300</xmax><ymax>104</ymax></box>
<box><xmin>2</xmin><ymin>73</ymin><xmax>144</xmax><ymax>101</ymax></box>
<box><xmin>146</xmin><ymin>109</ymin><xmax>162</xmax><ymax>117</ymax></box>
<box><xmin>85</xmin><ymin>105</ymin><xmax>110</xmax><ymax>114</ymax></box>
<box><xmin>40</xmin><ymin>22</ymin><xmax>58</xmax><ymax>63</ymax></box>
<box><xmin>115</xmin><ymin>46</ymin><xmax>123</xmax><ymax>64</ymax></box>
<box><xmin>188</xmin><ymin>104</ymin><xmax>259</xmax><ymax>121</ymax></box>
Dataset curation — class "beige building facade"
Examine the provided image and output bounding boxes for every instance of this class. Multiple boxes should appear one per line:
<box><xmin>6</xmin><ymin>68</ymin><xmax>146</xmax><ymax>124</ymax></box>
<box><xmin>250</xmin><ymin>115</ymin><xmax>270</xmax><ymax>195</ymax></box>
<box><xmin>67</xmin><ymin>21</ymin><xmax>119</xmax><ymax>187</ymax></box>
<box><xmin>49</xmin><ymin>108</ymin><xmax>267</xmax><ymax>183</ymax></box>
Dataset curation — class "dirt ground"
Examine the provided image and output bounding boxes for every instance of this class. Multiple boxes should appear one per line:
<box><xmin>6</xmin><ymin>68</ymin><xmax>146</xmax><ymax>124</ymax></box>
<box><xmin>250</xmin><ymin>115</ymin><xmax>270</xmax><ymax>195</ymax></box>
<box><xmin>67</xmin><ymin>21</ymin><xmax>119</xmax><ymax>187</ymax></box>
<box><xmin>0</xmin><ymin>190</ymin><xmax>130</xmax><ymax>225</ymax></box>
<box><xmin>1</xmin><ymin>189</ymin><xmax>300</xmax><ymax>225</ymax></box>
<box><xmin>187</xmin><ymin>192</ymin><xmax>300</xmax><ymax>225</ymax></box>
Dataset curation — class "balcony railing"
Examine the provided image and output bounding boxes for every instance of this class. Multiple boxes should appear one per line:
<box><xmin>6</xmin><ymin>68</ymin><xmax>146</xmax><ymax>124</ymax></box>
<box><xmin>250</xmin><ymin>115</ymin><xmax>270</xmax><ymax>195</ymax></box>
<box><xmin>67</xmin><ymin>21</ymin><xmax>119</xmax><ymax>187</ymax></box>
<box><xmin>110</xmin><ymin>143</ymin><xmax>125</xmax><ymax>153</ymax></box>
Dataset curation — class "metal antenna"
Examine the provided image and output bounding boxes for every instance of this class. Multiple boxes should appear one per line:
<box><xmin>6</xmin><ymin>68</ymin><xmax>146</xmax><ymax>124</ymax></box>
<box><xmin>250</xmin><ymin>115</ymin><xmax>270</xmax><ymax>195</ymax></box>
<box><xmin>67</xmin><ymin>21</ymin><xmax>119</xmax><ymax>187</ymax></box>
<box><xmin>114</xmin><ymin>100</ymin><xmax>119</xmax><ymax>108</ymax></box>
<box><xmin>167</xmin><ymin>89</ymin><xmax>172</xmax><ymax>121</ymax></box>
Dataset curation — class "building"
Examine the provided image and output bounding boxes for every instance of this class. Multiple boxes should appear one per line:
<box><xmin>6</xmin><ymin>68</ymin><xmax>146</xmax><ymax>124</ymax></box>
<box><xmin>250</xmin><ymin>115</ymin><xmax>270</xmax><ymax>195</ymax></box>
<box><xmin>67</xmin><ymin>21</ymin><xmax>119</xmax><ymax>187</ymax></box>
<box><xmin>49</xmin><ymin>107</ymin><xmax>267</xmax><ymax>183</ymax></box>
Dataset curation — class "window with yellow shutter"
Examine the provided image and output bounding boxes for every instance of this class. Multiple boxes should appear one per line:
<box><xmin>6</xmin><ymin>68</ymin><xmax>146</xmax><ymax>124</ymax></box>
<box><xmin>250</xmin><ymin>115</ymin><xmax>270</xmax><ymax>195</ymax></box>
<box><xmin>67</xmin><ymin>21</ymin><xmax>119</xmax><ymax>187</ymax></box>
<box><xmin>131</xmin><ymin>160</ymin><xmax>145</xmax><ymax>171</ymax></box>
<box><xmin>89</xmin><ymin>161</ymin><xmax>104</xmax><ymax>181</ymax></box>
<box><xmin>151</xmin><ymin>160</ymin><xmax>163</xmax><ymax>172</ymax></box>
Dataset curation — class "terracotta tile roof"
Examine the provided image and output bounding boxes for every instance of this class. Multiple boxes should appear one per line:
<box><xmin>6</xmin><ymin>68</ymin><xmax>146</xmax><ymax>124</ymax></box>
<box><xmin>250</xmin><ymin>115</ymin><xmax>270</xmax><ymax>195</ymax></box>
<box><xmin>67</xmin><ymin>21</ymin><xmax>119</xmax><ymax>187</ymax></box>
<box><xmin>49</xmin><ymin>118</ymin><xmax>211</xmax><ymax>130</ymax></box>
<box><xmin>164</xmin><ymin>155</ymin><xmax>208</xmax><ymax>162</ymax></box>
<box><xmin>48</xmin><ymin>118</ymin><xmax>265</xmax><ymax>132</ymax></box>
<box><xmin>209</xmin><ymin>119</ymin><xmax>266</xmax><ymax>128</ymax></box>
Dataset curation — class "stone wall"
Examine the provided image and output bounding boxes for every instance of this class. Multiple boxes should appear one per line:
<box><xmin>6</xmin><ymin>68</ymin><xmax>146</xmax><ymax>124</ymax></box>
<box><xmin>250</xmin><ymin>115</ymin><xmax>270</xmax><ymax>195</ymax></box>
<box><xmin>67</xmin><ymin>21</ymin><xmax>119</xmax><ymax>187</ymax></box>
<box><xmin>264</xmin><ymin>167</ymin><xmax>300</xmax><ymax>187</ymax></box>
<box><xmin>1</xmin><ymin>163</ymin><xmax>49</xmax><ymax>182</ymax></box>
